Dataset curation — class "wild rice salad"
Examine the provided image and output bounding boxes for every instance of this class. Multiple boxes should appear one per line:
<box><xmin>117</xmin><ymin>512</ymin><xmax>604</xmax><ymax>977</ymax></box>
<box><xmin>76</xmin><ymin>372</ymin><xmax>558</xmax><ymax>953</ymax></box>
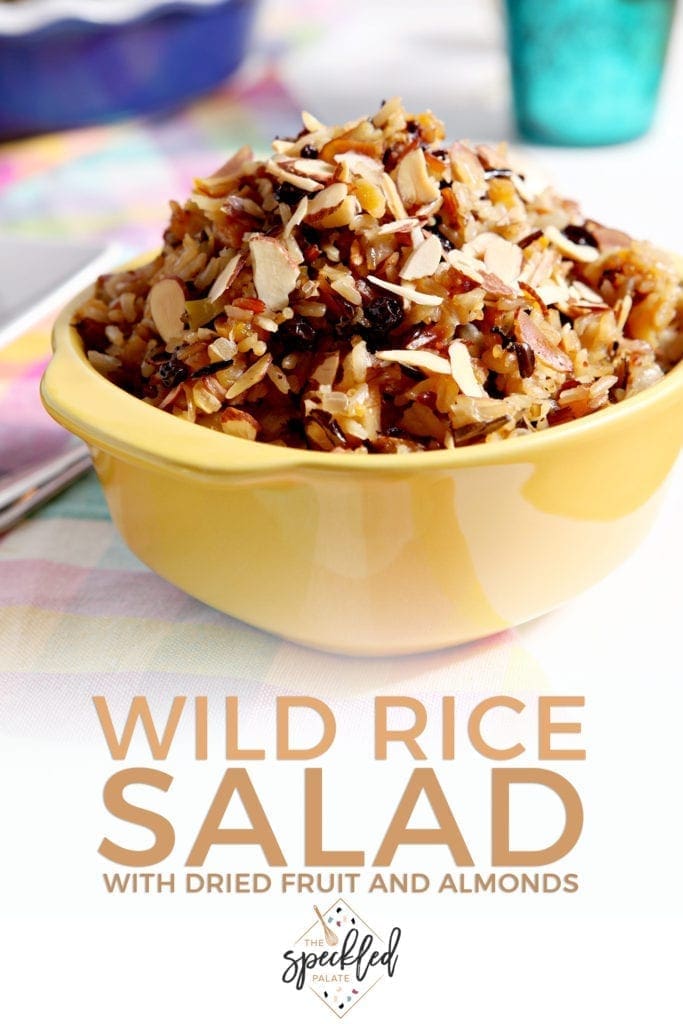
<box><xmin>75</xmin><ymin>98</ymin><xmax>683</xmax><ymax>453</ymax></box>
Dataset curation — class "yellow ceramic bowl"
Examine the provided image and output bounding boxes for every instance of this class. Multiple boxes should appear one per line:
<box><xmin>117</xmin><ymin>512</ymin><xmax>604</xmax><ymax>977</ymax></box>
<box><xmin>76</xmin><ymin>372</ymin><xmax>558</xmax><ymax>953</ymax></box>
<box><xmin>42</xmin><ymin>278</ymin><xmax>683</xmax><ymax>655</ymax></box>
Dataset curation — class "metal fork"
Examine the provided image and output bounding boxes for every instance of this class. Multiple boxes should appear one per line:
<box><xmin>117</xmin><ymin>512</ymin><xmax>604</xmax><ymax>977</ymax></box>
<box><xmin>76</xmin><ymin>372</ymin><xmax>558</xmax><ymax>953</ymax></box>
<box><xmin>0</xmin><ymin>443</ymin><xmax>92</xmax><ymax>535</ymax></box>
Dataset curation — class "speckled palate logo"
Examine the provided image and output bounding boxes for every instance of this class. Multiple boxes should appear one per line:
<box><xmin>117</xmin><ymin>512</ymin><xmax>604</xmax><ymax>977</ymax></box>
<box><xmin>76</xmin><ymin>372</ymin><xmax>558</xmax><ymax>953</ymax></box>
<box><xmin>281</xmin><ymin>899</ymin><xmax>400</xmax><ymax>1018</ymax></box>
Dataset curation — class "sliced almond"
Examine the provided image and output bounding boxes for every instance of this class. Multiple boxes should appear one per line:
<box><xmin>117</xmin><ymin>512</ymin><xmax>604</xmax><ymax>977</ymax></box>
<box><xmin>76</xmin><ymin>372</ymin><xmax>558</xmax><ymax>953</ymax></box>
<box><xmin>290</xmin><ymin>158</ymin><xmax>336</xmax><ymax>181</ymax></box>
<box><xmin>585</xmin><ymin>219</ymin><xmax>632</xmax><ymax>252</ymax></box>
<box><xmin>448</xmin><ymin>341</ymin><xmax>485</xmax><ymax>397</ymax></box>
<box><xmin>205</xmin><ymin>145</ymin><xmax>253</xmax><ymax>182</ymax></box>
<box><xmin>266</xmin><ymin>159</ymin><xmax>323</xmax><ymax>193</ymax></box>
<box><xmin>220</xmin><ymin>407</ymin><xmax>259</xmax><ymax>441</ymax></box>
<box><xmin>316</xmin><ymin>195</ymin><xmax>359</xmax><ymax>229</ymax></box>
<box><xmin>381</xmin><ymin>172</ymin><xmax>408</xmax><ymax>220</ymax></box>
<box><xmin>480</xmin><ymin>234</ymin><xmax>523</xmax><ymax>288</ymax></box>
<box><xmin>446</xmin><ymin>249</ymin><xmax>485</xmax><ymax>284</ymax></box>
<box><xmin>450</xmin><ymin>142</ymin><xmax>486</xmax><ymax>192</ymax></box>
<box><xmin>514</xmin><ymin>310</ymin><xmax>572</xmax><ymax>372</ymax></box>
<box><xmin>149</xmin><ymin>278</ymin><xmax>186</xmax><ymax>347</ymax></box>
<box><xmin>366</xmin><ymin>274</ymin><xmax>443</xmax><ymax>307</ymax></box>
<box><xmin>375</xmin><ymin>349</ymin><xmax>451</xmax><ymax>375</ymax></box>
<box><xmin>249</xmin><ymin>236</ymin><xmax>300</xmax><ymax>311</ymax></box>
<box><xmin>396</xmin><ymin>148</ymin><xmax>440</xmax><ymax>207</ymax></box>
<box><xmin>283</xmin><ymin>196</ymin><xmax>309</xmax><ymax>238</ymax></box>
<box><xmin>301</xmin><ymin>110</ymin><xmax>324</xmax><ymax>132</ymax></box>
<box><xmin>208</xmin><ymin>253</ymin><xmax>241</xmax><ymax>302</ymax></box>
<box><xmin>400</xmin><ymin>233</ymin><xmax>443</xmax><ymax>280</ymax></box>
<box><xmin>307</xmin><ymin>182</ymin><xmax>349</xmax><ymax>217</ymax></box>
<box><xmin>375</xmin><ymin>217</ymin><xmax>420</xmax><ymax>236</ymax></box>
<box><xmin>334</xmin><ymin>151</ymin><xmax>385</xmax><ymax>183</ymax></box>
<box><xmin>545</xmin><ymin>225</ymin><xmax>599</xmax><ymax>263</ymax></box>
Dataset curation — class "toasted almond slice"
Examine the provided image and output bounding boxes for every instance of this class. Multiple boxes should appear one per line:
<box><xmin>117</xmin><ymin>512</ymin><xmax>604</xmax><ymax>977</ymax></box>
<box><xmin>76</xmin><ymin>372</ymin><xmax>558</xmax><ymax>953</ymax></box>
<box><xmin>283</xmin><ymin>196</ymin><xmax>309</xmax><ymax>238</ymax></box>
<box><xmin>585</xmin><ymin>219</ymin><xmax>632</xmax><ymax>251</ymax></box>
<box><xmin>149</xmin><ymin>278</ymin><xmax>186</xmax><ymax>347</ymax></box>
<box><xmin>225</xmin><ymin>353</ymin><xmax>272</xmax><ymax>400</ymax></box>
<box><xmin>375</xmin><ymin>349</ymin><xmax>451</xmax><ymax>375</ymax></box>
<box><xmin>545</xmin><ymin>225</ymin><xmax>599</xmax><ymax>263</ymax></box>
<box><xmin>450</xmin><ymin>142</ymin><xmax>486</xmax><ymax>191</ymax></box>
<box><xmin>266</xmin><ymin>159</ymin><xmax>323</xmax><ymax>193</ymax></box>
<box><xmin>448</xmin><ymin>341</ymin><xmax>485</xmax><ymax>397</ymax></box>
<box><xmin>375</xmin><ymin>217</ymin><xmax>420</xmax><ymax>236</ymax></box>
<box><xmin>446</xmin><ymin>250</ymin><xmax>485</xmax><ymax>284</ymax></box>
<box><xmin>208</xmin><ymin>253</ymin><xmax>241</xmax><ymax>302</ymax></box>
<box><xmin>205</xmin><ymin>145</ymin><xmax>253</xmax><ymax>182</ymax></box>
<box><xmin>221</xmin><ymin>407</ymin><xmax>259</xmax><ymax>440</ymax></box>
<box><xmin>366</xmin><ymin>274</ymin><xmax>443</xmax><ymax>307</ymax></box>
<box><xmin>290</xmin><ymin>158</ymin><xmax>336</xmax><ymax>180</ymax></box>
<box><xmin>302</xmin><ymin>110</ymin><xmax>325</xmax><ymax>132</ymax></box>
<box><xmin>515</xmin><ymin>310</ymin><xmax>573</xmax><ymax>372</ymax></box>
<box><xmin>565</xmin><ymin>280</ymin><xmax>610</xmax><ymax>307</ymax></box>
<box><xmin>381</xmin><ymin>172</ymin><xmax>408</xmax><ymax>220</ymax></box>
<box><xmin>249</xmin><ymin>236</ymin><xmax>300</xmax><ymax>311</ymax></box>
<box><xmin>535</xmin><ymin>281</ymin><xmax>569</xmax><ymax>307</ymax></box>
<box><xmin>396</xmin><ymin>148</ymin><xmax>440</xmax><ymax>206</ymax></box>
<box><xmin>400</xmin><ymin>233</ymin><xmax>443</xmax><ymax>280</ymax></box>
<box><xmin>316</xmin><ymin>195</ymin><xmax>360</xmax><ymax>229</ymax></box>
<box><xmin>334</xmin><ymin>151</ymin><xmax>385</xmax><ymax>182</ymax></box>
<box><xmin>478</xmin><ymin>234</ymin><xmax>523</xmax><ymax>288</ymax></box>
<box><xmin>307</xmin><ymin>182</ymin><xmax>348</xmax><ymax>217</ymax></box>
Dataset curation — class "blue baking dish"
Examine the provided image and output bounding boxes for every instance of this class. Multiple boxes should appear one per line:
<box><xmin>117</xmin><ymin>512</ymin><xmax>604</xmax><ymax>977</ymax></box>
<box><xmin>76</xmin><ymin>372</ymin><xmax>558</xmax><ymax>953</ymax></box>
<box><xmin>0</xmin><ymin>0</ymin><xmax>257</xmax><ymax>138</ymax></box>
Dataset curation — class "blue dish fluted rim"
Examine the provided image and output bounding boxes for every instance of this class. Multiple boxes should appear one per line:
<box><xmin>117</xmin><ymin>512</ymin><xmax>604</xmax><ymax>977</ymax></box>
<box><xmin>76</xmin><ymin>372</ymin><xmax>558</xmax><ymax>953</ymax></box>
<box><xmin>0</xmin><ymin>0</ymin><xmax>243</xmax><ymax>37</ymax></box>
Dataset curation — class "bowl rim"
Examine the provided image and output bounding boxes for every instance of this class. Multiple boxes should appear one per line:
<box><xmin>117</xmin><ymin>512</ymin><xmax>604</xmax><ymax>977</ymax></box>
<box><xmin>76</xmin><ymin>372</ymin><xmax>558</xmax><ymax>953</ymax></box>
<box><xmin>0</xmin><ymin>0</ymin><xmax>241</xmax><ymax>37</ymax></box>
<box><xmin>41</xmin><ymin>263</ymin><xmax>683</xmax><ymax>478</ymax></box>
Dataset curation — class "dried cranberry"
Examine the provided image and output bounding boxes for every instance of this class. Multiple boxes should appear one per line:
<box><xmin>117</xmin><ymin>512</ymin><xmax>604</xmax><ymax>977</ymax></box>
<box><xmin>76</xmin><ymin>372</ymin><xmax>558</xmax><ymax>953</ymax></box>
<box><xmin>278</xmin><ymin>316</ymin><xmax>317</xmax><ymax>351</ymax></box>
<box><xmin>273</xmin><ymin>181</ymin><xmax>306</xmax><ymax>206</ymax></box>
<box><xmin>364</xmin><ymin>294</ymin><xmax>404</xmax><ymax>352</ymax></box>
<box><xmin>366</xmin><ymin>294</ymin><xmax>403</xmax><ymax>332</ymax></box>
<box><xmin>158</xmin><ymin>354</ymin><xmax>189</xmax><ymax>388</ymax></box>
<box><xmin>563</xmin><ymin>224</ymin><xmax>597</xmax><ymax>248</ymax></box>
<box><xmin>300</xmin><ymin>144</ymin><xmax>318</xmax><ymax>159</ymax></box>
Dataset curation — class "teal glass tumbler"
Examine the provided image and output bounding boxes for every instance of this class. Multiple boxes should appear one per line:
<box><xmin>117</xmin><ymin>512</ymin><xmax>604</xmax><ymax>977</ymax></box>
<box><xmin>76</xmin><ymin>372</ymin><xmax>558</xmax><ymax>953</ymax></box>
<box><xmin>504</xmin><ymin>0</ymin><xmax>676</xmax><ymax>145</ymax></box>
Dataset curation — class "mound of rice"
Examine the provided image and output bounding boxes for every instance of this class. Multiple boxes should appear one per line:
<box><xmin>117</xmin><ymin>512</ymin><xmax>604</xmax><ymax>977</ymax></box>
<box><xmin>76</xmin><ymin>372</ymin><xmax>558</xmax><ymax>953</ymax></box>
<box><xmin>75</xmin><ymin>98</ymin><xmax>683</xmax><ymax>453</ymax></box>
